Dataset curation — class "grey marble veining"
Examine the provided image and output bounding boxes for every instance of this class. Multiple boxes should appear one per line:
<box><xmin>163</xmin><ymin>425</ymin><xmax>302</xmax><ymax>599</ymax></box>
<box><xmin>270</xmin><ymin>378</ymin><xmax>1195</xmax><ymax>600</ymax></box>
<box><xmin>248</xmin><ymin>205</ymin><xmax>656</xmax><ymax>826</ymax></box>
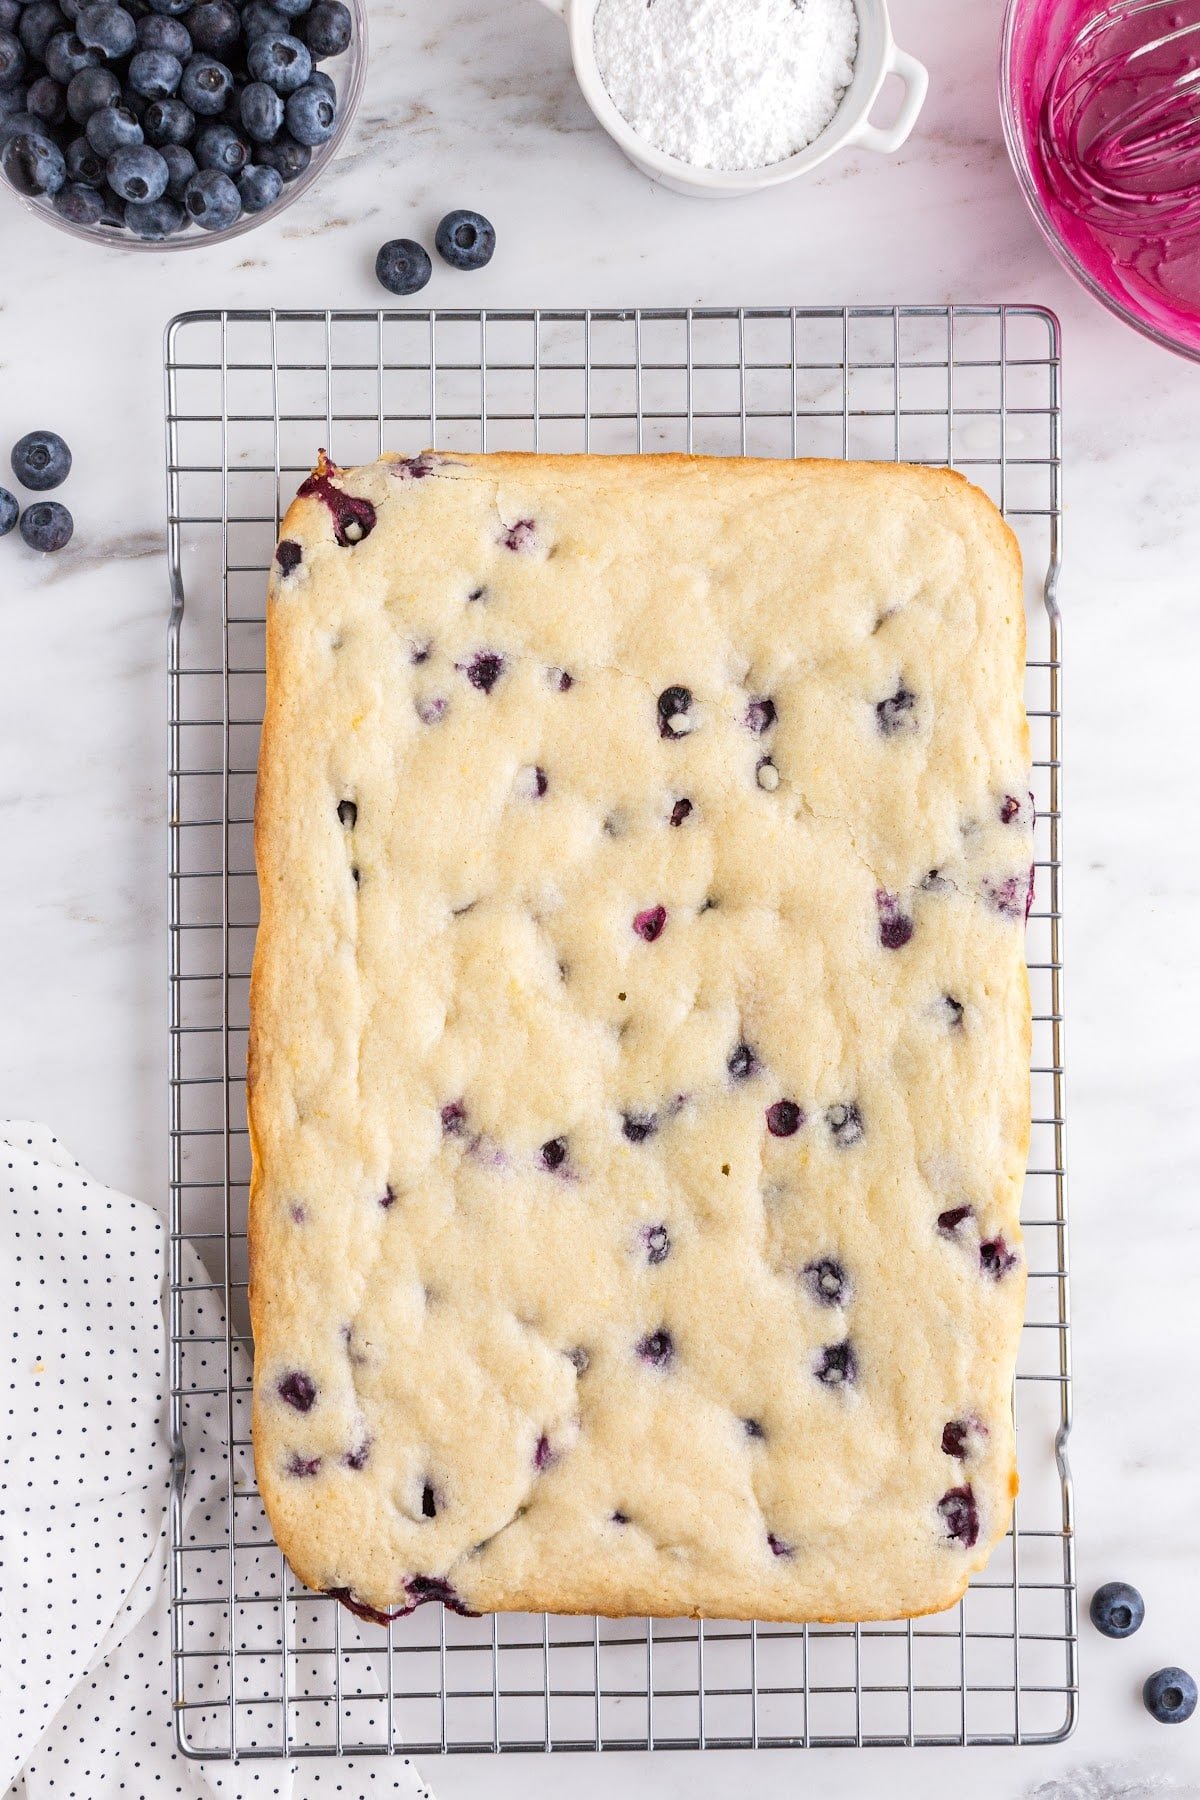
<box><xmin>2</xmin><ymin>0</ymin><xmax>1200</xmax><ymax>1791</ymax></box>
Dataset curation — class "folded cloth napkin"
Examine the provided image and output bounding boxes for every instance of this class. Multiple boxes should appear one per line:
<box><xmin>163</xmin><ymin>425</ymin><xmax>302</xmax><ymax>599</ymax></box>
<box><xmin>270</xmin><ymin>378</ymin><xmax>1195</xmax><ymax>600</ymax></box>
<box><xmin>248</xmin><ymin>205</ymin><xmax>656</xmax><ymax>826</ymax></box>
<box><xmin>1</xmin><ymin>1123</ymin><xmax>432</xmax><ymax>1800</ymax></box>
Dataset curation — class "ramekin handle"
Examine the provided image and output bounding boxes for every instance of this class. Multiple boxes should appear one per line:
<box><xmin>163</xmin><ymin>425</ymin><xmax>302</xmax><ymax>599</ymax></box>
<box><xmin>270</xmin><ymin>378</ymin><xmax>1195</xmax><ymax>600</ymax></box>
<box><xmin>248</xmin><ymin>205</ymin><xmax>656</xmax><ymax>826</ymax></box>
<box><xmin>849</xmin><ymin>44</ymin><xmax>929</xmax><ymax>154</ymax></box>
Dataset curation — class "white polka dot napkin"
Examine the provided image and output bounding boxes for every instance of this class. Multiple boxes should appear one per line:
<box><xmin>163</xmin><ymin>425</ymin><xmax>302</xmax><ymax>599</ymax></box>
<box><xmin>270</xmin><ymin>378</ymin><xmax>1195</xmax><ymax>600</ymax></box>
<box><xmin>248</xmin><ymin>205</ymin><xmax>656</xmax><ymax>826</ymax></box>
<box><xmin>1</xmin><ymin>1124</ymin><xmax>432</xmax><ymax>1800</ymax></box>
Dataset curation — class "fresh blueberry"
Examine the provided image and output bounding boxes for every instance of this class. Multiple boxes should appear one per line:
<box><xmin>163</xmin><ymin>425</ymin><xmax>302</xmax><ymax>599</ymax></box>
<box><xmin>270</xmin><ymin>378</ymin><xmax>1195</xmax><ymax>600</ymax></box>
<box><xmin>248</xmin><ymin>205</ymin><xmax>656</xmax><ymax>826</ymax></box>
<box><xmin>158</xmin><ymin>136</ymin><xmax>193</xmax><ymax>191</ymax></box>
<box><xmin>85</xmin><ymin>100</ymin><xmax>141</xmax><ymax>151</ymax></box>
<box><xmin>814</xmin><ymin>1340</ymin><xmax>856</xmax><ymax>1386</ymax></box>
<box><xmin>301</xmin><ymin>0</ymin><xmax>347</xmax><ymax>56</ymax></box>
<box><xmin>76</xmin><ymin>2</ymin><xmax>137</xmax><ymax>56</ymax></box>
<box><xmin>0</xmin><ymin>111</ymin><xmax>39</xmax><ymax>152</ymax></box>
<box><xmin>642</xmin><ymin>1223</ymin><xmax>670</xmax><ymax>1264</ymax></box>
<box><xmin>239</xmin><ymin>76</ymin><xmax>281</xmax><ymax>138</ymax></box>
<box><xmin>1089</xmin><ymin>1581</ymin><xmax>1145</xmax><ymax>1640</ymax></box>
<box><xmin>0</xmin><ymin>488</ymin><xmax>17</xmax><ymax>536</ymax></box>
<box><xmin>11</xmin><ymin>428</ymin><xmax>72</xmax><ymax>491</ymax></box>
<box><xmin>127</xmin><ymin>45</ymin><xmax>181</xmax><ymax>95</ymax></box>
<box><xmin>1143</xmin><ymin>1667</ymin><xmax>1197</xmax><ymax>1725</ymax></box>
<box><xmin>53</xmin><ymin>175</ymin><xmax>106</xmax><ymax>219</ymax></box>
<box><xmin>539</xmin><ymin>1136</ymin><xmax>567</xmax><ymax>1171</ymax></box>
<box><xmin>142</xmin><ymin>93</ymin><xmax>191</xmax><ymax>140</ymax></box>
<box><xmin>826</xmin><ymin>1102</ymin><xmax>864</xmax><ymax>1148</ymax></box>
<box><xmin>937</xmin><ymin>1204</ymin><xmax>973</xmax><ymax>1235</ymax></box>
<box><xmin>43</xmin><ymin>28</ymin><xmax>101</xmax><ymax>81</ymax></box>
<box><xmin>137</xmin><ymin>10</ymin><xmax>190</xmax><ymax>53</ymax></box>
<box><xmin>621</xmin><ymin>1111</ymin><xmax>657</xmax><ymax>1144</ymax></box>
<box><xmin>19</xmin><ymin>3</ymin><xmax>68</xmax><ymax>62</ymax></box>
<box><xmin>765</xmin><ymin>1099</ymin><xmax>802</xmax><ymax>1138</ymax></box>
<box><xmin>0</xmin><ymin>0</ymin><xmax>19</xmax><ymax>34</ymax></box>
<box><xmin>147</xmin><ymin>0</ymin><xmax>193</xmax><ymax>16</ymax></box>
<box><xmin>246</xmin><ymin>28</ymin><xmax>309</xmax><ymax>90</ymax></box>
<box><xmin>0</xmin><ymin>84</ymin><xmax>25</xmax><ymax>127</ymax></box>
<box><xmin>241</xmin><ymin>0</ymin><xmax>287</xmax><ymax>33</ymax></box>
<box><xmin>876</xmin><ymin>682</ymin><xmax>918</xmax><ymax>737</ymax></box>
<box><xmin>375</xmin><ymin>235</ymin><xmax>431</xmax><ymax>296</ymax></box>
<box><xmin>278</xmin><ymin>1369</ymin><xmax>316</xmax><ymax>1411</ymax></box>
<box><xmin>65</xmin><ymin>61</ymin><xmax>117</xmax><ymax>116</ymax></box>
<box><xmin>27</xmin><ymin>74</ymin><xmax>66</xmax><ymax>124</ymax></box>
<box><xmin>178</xmin><ymin>50</ymin><xmax>231</xmax><ymax>113</ymax></box>
<box><xmin>632</xmin><ymin>905</ymin><xmax>667</xmax><ymax>942</ymax></box>
<box><xmin>937</xmin><ymin>1484</ymin><xmax>979</xmax><ymax>1547</ymax></box>
<box><xmin>107</xmin><ymin>138</ymin><xmax>166</xmax><ymax>197</ymax></box>
<box><xmin>19</xmin><ymin>500</ymin><xmax>73</xmax><ymax>551</ymax></box>
<box><xmin>636</xmin><ymin>1328</ymin><xmax>674</xmax><ymax>1367</ymax></box>
<box><xmin>183</xmin><ymin>161</ymin><xmax>238</xmax><ymax>225</ymax></box>
<box><xmin>194</xmin><ymin>118</ymin><xmax>246</xmax><ymax>171</ymax></box>
<box><xmin>727</xmin><ymin>1042</ymin><xmax>757</xmax><ymax>1080</ymax></box>
<box><xmin>186</xmin><ymin>0</ymin><xmax>238</xmax><ymax>52</ymax></box>
<box><xmin>434</xmin><ymin>206</ymin><xmax>495</xmax><ymax>271</ymax></box>
<box><xmin>284</xmin><ymin>76</ymin><xmax>332</xmax><ymax>143</ymax></box>
<box><xmin>657</xmin><ymin>684</ymin><xmax>692</xmax><ymax>739</ymax></box>
<box><xmin>123</xmin><ymin>190</ymin><xmax>181</xmax><ymax>232</ymax></box>
<box><xmin>63</xmin><ymin>132</ymin><xmax>104</xmax><ymax>180</ymax></box>
<box><xmin>979</xmin><ymin>1236</ymin><xmax>1019</xmax><ymax>1279</ymax></box>
<box><xmin>805</xmin><ymin>1259</ymin><xmax>848</xmax><ymax>1306</ymax></box>
<box><xmin>669</xmin><ymin>797</ymin><xmax>692</xmax><ymax>827</ymax></box>
<box><xmin>255</xmin><ymin>127</ymin><xmax>307</xmax><ymax>178</ymax></box>
<box><xmin>0</xmin><ymin>27</ymin><xmax>24</xmax><ymax>86</ymax></box>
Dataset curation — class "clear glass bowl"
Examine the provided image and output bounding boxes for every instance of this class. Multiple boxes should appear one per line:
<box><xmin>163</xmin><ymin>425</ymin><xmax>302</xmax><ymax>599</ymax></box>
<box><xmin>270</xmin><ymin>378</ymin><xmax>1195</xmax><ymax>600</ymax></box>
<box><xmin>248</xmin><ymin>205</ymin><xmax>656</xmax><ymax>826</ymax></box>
<box><xmin>1000</xmin><ymin>0</ymin><xmax>1200</xmax><ymax>362</ymax></box>
<box><xmin>1</xmin><ymin>0</ymin><xmax>366</xmax><ymax>252</ymax></box>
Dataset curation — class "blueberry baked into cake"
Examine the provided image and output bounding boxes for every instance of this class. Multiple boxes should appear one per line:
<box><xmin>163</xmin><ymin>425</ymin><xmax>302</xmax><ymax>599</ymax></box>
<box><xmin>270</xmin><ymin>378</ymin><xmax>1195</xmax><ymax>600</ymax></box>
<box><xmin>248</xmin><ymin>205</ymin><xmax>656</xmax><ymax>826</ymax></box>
<box><xmin>248</xmin><ymin>450</ymin><xmax>1032</xmax><ymax>1626</ymax></box>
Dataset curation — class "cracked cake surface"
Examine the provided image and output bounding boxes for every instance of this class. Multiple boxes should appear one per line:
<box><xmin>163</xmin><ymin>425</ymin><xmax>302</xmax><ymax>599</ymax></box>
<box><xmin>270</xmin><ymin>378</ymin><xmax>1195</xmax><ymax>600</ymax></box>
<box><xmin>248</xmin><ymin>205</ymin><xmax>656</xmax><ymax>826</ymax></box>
<box><xmin>248</xmin><ymin>450</ymin><xmax>1031</xmax><ymax>1625</ymax></box>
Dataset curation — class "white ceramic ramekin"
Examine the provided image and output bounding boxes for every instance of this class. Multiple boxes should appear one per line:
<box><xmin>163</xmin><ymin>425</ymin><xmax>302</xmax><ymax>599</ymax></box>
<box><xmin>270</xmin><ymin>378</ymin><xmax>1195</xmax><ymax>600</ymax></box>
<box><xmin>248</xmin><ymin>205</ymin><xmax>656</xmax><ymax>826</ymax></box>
<box><xmin>536</xmin><ymin>0</ymin><xmax>928</xmax><ymax>197</ymax></box>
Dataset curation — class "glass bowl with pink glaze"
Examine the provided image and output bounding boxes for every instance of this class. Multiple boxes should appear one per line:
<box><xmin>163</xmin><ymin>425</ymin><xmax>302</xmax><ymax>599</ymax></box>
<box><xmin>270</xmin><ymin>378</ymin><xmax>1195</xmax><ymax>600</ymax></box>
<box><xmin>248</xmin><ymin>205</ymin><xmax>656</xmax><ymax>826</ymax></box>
<box><xmin>1001</xmin><ymin>0</ymin><xmax>1200</xmax><ymax>360</ymax></box>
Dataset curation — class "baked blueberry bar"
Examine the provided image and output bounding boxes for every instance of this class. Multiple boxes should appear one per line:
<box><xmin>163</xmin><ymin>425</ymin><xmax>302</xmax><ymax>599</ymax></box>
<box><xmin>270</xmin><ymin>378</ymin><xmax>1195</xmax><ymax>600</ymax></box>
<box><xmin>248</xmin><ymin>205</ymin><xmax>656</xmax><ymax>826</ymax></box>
<box><xmin>249</xmin><ymin>451</ymin><xmax>1032</xmax><ymax>1625</ymax></box>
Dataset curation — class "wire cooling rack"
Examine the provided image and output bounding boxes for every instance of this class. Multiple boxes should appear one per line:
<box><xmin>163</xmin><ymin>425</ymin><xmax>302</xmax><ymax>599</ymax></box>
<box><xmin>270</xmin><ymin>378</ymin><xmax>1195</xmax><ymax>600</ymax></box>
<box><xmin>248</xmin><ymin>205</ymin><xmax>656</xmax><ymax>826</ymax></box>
<box><xmin>165</xmin><ymin>305</ymin><xmax>1074</xmax><ymax>1758</ymax></box>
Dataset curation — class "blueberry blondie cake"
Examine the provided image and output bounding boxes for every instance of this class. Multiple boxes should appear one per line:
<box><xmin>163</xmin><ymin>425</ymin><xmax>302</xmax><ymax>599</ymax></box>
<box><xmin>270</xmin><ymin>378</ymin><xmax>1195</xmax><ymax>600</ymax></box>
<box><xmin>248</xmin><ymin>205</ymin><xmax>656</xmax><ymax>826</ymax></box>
<box><xmin>249</xmin><ymin>450</ymin><xmax>1032</xmax><ymax>1626</ymax></box>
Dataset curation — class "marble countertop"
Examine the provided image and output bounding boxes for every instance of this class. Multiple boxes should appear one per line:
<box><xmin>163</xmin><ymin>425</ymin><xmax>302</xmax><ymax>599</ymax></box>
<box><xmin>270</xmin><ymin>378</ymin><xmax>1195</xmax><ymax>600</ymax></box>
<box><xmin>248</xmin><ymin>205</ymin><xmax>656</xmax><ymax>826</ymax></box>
<box><xmin>3</xmin><ymin>0</ymin><xmax>1199</xmax><ymax>1792</ymax></box>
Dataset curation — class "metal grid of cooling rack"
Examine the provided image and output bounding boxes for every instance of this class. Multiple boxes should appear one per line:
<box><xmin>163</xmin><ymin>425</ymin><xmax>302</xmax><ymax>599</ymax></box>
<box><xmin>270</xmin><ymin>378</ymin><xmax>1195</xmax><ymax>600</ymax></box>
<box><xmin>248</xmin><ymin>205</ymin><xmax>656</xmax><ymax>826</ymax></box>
<box><xmin>165</xmin><ymin>305</ymin><xmax>1074</xmax><ymax>1759</ymax></box>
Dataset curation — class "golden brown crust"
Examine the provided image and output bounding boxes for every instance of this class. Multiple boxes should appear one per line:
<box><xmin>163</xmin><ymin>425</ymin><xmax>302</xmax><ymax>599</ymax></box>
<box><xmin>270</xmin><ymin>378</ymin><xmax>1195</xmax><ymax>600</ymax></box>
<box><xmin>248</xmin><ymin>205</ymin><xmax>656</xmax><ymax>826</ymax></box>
<box><xmin>249</xmin><ymin>451</ymin><xmax>1029</xmax><ymax>1625</ymax></box>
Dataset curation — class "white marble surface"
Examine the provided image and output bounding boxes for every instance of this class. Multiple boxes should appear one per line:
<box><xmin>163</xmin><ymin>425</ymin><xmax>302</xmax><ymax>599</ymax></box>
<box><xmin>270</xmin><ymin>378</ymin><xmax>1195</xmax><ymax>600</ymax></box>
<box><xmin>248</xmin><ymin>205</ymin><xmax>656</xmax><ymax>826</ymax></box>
<box><xmin>3</xmin><ymin>0</ymin><xmax>1200</xmax><ymax>1791</ymax></box>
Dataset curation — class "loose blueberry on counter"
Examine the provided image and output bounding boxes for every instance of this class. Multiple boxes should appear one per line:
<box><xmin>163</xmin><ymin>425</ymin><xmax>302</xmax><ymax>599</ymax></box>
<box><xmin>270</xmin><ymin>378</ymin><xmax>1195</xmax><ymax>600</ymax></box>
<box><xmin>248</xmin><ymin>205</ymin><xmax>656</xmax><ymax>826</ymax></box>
<box><xmin>107</xmin><ymin>140</ymin><xmax>168</xmax><ymax>199</ymax></box>
<box><xmin>657</xmin><ymin>685</ymin><xmax>692</xmax><ymax>739</ymax></box>
<box><xmin>85</xmin><ymin>98</ymin><xmax>141</xmax><ymax>151</ymax></box>
<box><xmin>2</xmin><ymin>125</ymin><xmax>66</xmax><ymax>191</ymax></box>
<box><xmin>876</xmin><ymin>889</ymin><xmax>914</xmax><ymax>949</ymax></box>
<box><xmin>278</xmin><ymin>1370</ymin><xmax>317</xmax><ymax>1411</ymax></box>
<box><xmin>183</xmin><ymin>160</ymin><xmax>237</xmax><ymax>225</ymax></box>
<box><xmin>0</xmin><ymin>487</ymin><xmax>17</xmax><ymax>536</ymax></box>
<box><xmin>12</xmin><ymin>428</ymin><xmax>72</xmax><ymax>490</ymax></box>
<box><xmin>937</xmin><ymin>1204</ymin><xmax>973</xmax><ymax>1235</ymax></box>
<box><xmin>979</xmin><ymin>1236</ymin><xmax>1019</xmax><ymax>1279</ymax></box>
<box><xmin>53</xmin><ymin>173</ymin><xmax>103</xmax><ymax>218</ymax></box>
<box><xmin>374</xmin><ymin>234</ymin><xmax>433</xmax><ymax>295</ymax></box>
<box><xmin>19</xmin><ymin>499</ymin><xmax>73</xmax><ymax>551</ymax></box>
<box><xmin>745</xmin><ymin>696</ymin><xmax>776</xmax><ymax>734</ymax></box>
<box><xmin>636</xmin><ymin>1327</ymin><xmax>674</xmax><ymax>1367</ymax></box>
<box><xmin>66</xmin><ymin>62</ymin><xmax>118</xmax><ymax>118</ymax></box>
<box><xmin>805</xmin><ymin>1259</ymin><xmax>848</xmax><ymax>1307</ymax></box>
<box><xmin>766</xmin><ymin>1099</ymin><xmax>803</xmax><ymax>1138</ymax></box>
<box><xmin>728</xmin><ymin>1042</ymin><xmax>757</xmax><ymax>1080</ymax></box>
<box><xmin>642</xmin><ymin>1223</ymin><xmax>670</xmax><ymax>1264</ymax></box>
<box><xmin>937</xmin><ymin>1484</ymin><xmax>979</xmax><ymax>1547</ymax></box>
<box><xmin>876</xmin><ymin>682</ymin><xmax>917</xmax><ymax>737</ymax></box>
<box><xmin>1143</xmin><ymin>1667</ymin><xmax>1197</xmax><ymax>1725</ymax></box>
<box><xmin>633</xmin><ymin>905</ymin><xmax>667</xmax><ymax>942</ymax></box>
<box><xmin>669</xmin><ymin>797</ymin><xmax>692</xmax><ymax>827</ymax></box>
<box><xmin>539</xmin><ymin>1136</ymin><xmax>567</xmax><ymax>1171</ymax></box>
<box><xmin>622</xmin><ymin>1111</ymin><xmax>657</xmax><ymax>1143</ymax></box>
<box><xmin>76</xmin><ymin>2</ymin><xmax>137</xmax><ymax>58</ymax></box>
<box><xmin>1089</xmin><ymin>1580</ymin><xmax>1145</xmax><ymax>1640</ymax></box>
<box><xmin>814</xmin><ymin>1340</ymin><xmax>856</xmax><ymax>1386</ymax></box>
<box><xmin>435</xmin><ymin>206</ymin><xmax>495</xmax><ymax>271</ymax></box>
<box><xmin>826</xmin><ymin>1102</ymin><xmax>864</xmax><ymax>1148</ymax></box>
<box><xmin>302</xmin><ymin>0</ymin><xmax>350</xmax><ymax>58</ymax></box>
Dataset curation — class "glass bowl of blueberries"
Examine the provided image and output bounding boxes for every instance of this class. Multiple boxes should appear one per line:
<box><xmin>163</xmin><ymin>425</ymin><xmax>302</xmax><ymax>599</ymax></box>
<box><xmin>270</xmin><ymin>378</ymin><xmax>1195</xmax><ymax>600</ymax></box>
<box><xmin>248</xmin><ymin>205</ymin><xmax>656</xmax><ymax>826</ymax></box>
<box><xmin>0</xmin><ymin>0</ymin><xmax>365</xmax><ymax>246</ymax></box>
